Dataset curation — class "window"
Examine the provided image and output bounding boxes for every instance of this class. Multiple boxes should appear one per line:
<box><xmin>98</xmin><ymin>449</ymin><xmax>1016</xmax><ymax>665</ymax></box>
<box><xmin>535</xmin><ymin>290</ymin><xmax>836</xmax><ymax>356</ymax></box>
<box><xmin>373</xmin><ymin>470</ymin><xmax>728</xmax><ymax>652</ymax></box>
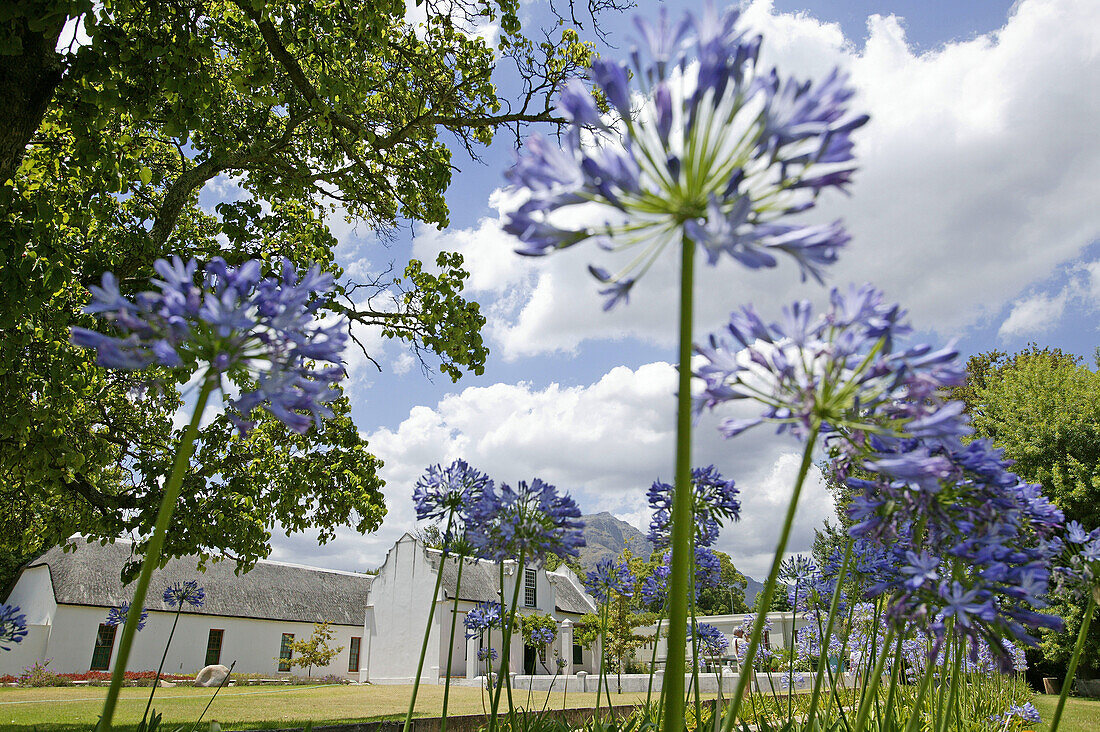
<box><xmin>348</xmin><ymin>637</ymin><xmax>361</xmax><ymax>673</ymax></box>
<box><xmin>90</xmin><ymin>624</ymin><xmax>116</xmax><ymax>671</ymax></box>
<box><xmin>572</xmin><ymin>643</ymin><xmax>583</xmax><ymax>665</ymax></box>
<box><xmin>205</xmin><ymin>629</ymin><xmax>224</xmax><ymax>667</ymax></box>
<box><xmin>524</xmin><ymin>567</ymin><xmax>537</xmax><ymax>607</ymax></box>
<box><xmin>278</xmin><ymin>633</ymin><xmax>295</xmax><ymax>672</ymax></box>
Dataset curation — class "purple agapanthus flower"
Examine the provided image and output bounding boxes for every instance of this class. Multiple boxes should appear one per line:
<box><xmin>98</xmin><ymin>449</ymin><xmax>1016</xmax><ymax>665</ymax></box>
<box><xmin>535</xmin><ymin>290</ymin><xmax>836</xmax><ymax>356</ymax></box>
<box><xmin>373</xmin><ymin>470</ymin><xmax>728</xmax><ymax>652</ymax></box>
<box><xmin>478</xmin><ymin>646</ymin><xmax>498</xmax><ymax>662</ymax></box>
<box><xmin>163</xmin><ymin>581</ymin><xmax>205</xmax><ymax>609</ymax></box>
<box><xmin>0</xmin><ymin>604</ymin><xmax>28</xmax><ymax>651</ymax></box>
<box><xmin>640</xmin><ymin>562</ymin><xmax>672</xmax><ymax>608</ymax></box>
<box><xmin>466</xmin><ymin>479</ymin><xmax>585</xmax><ymax>563</ymax></box>
<box><xmin>413</xmin><ymin>460</ymin><xmax>492</xmax><ymax>523</ymax></box>
<box><xmin>648</xmin><ymin>465</ymin><xmax>740</xmax><ymax>548</ymax></box>
<box><xmin>503</xmin><ymin>6</ymin><xmax>866</xmax><ymax>308</ymax></box>
<box><xmin>688</xmin><ymin>622</ymin><xmax>730</xmax><ymax>657</ymax></box>
<box><xmin>71</xmin><ymin>257</ymin><xmax>347</xmax><ymax>434</ymax></box>
<box><xmin>845</xmin><ymin>434</ymin><xmax>1065</xmax><ymax>649</ymax></box>
<box><xmin>527</xmin><ymin>625</ymin><xmax>557</xmax><ymax>646</ymax></box>
<box><xmin>584</xmin><ymin>557</ymin><xmax>636</xmax><ymax>604</ymax></box>
<box><xmin>696</xmin><ymin>284</ymin><xmax>967</xmax><ymax>442</ymax></box>
<box><xmin>106</xmin><ymin>602</ymin><xmax>148</xmax><ymax>631</ymax></box>
<box><xmin>464</xmin><ymin>601</ymin><xmax>503</xmax><ymax>639</ymax></box>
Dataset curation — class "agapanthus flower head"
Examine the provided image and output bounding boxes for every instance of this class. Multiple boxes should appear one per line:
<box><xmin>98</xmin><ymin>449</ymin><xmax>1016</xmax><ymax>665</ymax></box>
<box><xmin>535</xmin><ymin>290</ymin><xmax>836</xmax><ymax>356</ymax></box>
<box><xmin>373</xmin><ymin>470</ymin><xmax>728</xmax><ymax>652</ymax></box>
<box><xmin>106</xmin><ymin>602</ymin><xmax>148</xmax><ymax>631</ymax></box>
<box><xmin>640</xmin><ymin>561</ymin><xmax>672</xmax><ymax>609</ymax></box>
<box><xmin>584</xmin><ymin>557</ymin><xmax>636</xmax><ymax>604</ymax></box>
<box><xmin>71</xmin><ymin>257</ymin><xmax>347</xmax><ymax>434</ymax></box>
<box><xmin>478</xmin><ymin>646</ymin><xmax>498</xmax><ymax>662</ymax></box>
<box><xmin>0</xmin><ymin>604</ymin><xmax>28</xmax><ymax>651</ymax></box>
<box><xmin>504</xmin><ymin>5</ymin><xmax>867</xmax><ymax>308</ymax></box>
<box><xmin>464</xmin><ymin>601</ymin><xmax>503</xmax><ymax>639</ymax></box>
<box><xmin>648</xmin><ymin>465</ymin><xmax>740</xmax><ymax>548</ymax></box>
<box><xmin>467</xmin><ymin>479</ymin><xmax>585</xmax><ymax>563</ymax></box>
<box><xmin>527</xmin><ymin>625</ymin><xmax>557</xmax><ymax>646</ymax></box>
<box><xmin>846</xmin><ymin>435</ymin><xmax>1065</xmax><ymax>649</ymax></box>
<box><xmin>697</xmin><ymin>284</ymin><xmax>967</xmax><ymax>442</ymax></box>
<box><xmin>688</xmin><ymin>622</ymin><xmax>730</xmax><ymax>657</ymax></box>
<box><xmin>993</xmin><ymin>702</ymin><xmax>1041</xmax><ymax>726</ymax></box>
<box><xmin>163</xmin><ymin>580</ymin><xmax>205</xmax><ymax>609</ymax></box>
<box><xmin>736</xmin><ymin>615</ymin><xmax>773</xmax><ymax>664</ymax></box>
<box><xmin>413</xmin><ymin>460</ymin><xmax>493</xmax><ymax>532</ymax></box>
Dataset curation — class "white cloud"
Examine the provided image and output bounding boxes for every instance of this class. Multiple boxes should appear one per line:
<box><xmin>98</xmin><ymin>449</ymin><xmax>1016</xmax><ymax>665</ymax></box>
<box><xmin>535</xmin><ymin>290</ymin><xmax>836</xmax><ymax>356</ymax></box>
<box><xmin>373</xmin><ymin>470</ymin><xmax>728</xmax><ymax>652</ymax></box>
<box><xmin>998</xmin><ymin>290</ymin><xmax>1068</xmax><ymax>338</ymax></box>
<box><xmin>277</xmin><ymin>362</ymin><xmax>835</xmax><ymax>578</ymax></box>
<box><xmin>414</xmin><ymin>0</ymin><xmax>1100</xmax><ymax>358</ymax></box>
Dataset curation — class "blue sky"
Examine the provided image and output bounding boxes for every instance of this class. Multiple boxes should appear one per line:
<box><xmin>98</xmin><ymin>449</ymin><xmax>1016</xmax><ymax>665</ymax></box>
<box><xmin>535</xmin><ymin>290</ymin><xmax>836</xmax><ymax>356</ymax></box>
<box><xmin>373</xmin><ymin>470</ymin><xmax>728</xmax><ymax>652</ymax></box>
<box><xmin>205</xmin><ymin>0</ymin><xmax>1100</xmax><ymax>577</ymax></box>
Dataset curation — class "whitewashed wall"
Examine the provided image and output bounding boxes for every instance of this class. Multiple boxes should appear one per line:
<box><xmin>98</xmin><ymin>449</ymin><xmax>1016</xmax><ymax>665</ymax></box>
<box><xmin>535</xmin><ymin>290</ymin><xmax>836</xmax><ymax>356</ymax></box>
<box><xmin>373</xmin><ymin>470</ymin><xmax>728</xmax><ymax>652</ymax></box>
<box><xmin>363</xmin><ymin>535</ymin><xmax>596</xmax><ymax>684</ymax></box>
<box><xmin>0</xmin><ymin>600</ymin><xmax>364</xmax><ymax>677</ymax></box>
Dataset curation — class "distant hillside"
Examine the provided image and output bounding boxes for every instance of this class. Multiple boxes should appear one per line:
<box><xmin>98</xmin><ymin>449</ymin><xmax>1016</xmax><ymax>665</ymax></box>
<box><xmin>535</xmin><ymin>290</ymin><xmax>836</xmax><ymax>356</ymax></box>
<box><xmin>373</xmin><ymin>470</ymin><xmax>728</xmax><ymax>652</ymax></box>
<box><xmin>579</xmin><ymin>512</ymin><xmax>653</xmax><ymax>571</ymax></box>
<box><xmin>579</xmin><ymin>512</ymin><xmax>765</xmax><ymax>606</ymax></box>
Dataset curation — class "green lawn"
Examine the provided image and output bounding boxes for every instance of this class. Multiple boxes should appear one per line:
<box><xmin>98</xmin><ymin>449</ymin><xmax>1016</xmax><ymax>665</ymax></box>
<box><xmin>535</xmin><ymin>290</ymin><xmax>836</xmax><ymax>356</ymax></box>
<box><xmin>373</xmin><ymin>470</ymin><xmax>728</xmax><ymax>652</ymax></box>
<box><xmin>5</xmin><ymin>687</ymin><xmax>1096</xmax><ymax>732</ymax></box>
<box><xmin>0</xmin><ymin>683</ymin><xmax>658</xmax><ymax>731</ymax></box>
<box><xmin>1033</xmin><ymin>694</ymin><xmax>1100</xmax><ymax>732</ymax></box>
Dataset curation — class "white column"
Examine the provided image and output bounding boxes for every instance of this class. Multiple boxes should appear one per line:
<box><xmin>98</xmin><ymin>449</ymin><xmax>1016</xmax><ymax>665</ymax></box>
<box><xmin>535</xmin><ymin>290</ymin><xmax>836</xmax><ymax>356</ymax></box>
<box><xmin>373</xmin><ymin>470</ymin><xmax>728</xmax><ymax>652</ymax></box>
<box><xmin>560</xmin><ymin>619</ymin><xmax>574</xmax><ymax>675</ymax></box>
<box><xmin>466</xmin><ymin>635</ymin><xmax>480</xmax><ymax>679</ymax></box>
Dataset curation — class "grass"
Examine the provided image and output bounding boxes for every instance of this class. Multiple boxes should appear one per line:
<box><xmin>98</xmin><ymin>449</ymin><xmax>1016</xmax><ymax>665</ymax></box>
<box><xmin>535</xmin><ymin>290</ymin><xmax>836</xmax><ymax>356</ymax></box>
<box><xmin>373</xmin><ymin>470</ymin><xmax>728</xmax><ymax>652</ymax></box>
<box><xmin>5</xmin><ymin>686</ymin><xmax>1096</xmax><ymax>731</ymax></box>
<box><xmin>1033</xmin><ymin>693</ymin><xmax>1100</xmax><ymax>732</ymax></box>
<box><xmin>0</xmin><ymin>683</ymin><xmax>663</xmax><ymax>731</ymax></box>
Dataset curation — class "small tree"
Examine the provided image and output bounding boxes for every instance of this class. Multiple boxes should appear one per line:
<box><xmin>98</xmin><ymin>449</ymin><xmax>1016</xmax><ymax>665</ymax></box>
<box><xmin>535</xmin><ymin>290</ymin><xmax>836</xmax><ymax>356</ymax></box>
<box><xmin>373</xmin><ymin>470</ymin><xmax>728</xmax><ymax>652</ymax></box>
<box><xmin>286</xmin><ymin>621</ymin><xmax>344</xmax><ymax>677</ymax></box>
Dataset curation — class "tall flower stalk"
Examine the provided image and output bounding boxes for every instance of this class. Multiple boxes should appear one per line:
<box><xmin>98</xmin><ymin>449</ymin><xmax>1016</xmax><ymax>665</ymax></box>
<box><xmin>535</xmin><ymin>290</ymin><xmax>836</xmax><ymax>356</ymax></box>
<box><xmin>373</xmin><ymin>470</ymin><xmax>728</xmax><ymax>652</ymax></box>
<box><xmin>71</xmin><ymin>257</ymin><xmax>347</xmax><ymax>731</ymax></box>
<box><xmin>403</xmin><ymin>460</ymin><xmax>491</xmax><ymax>732</ymax></box>
<box><xmin>140</xmin><ymin>581</ymin><xmax>205</xmax><ymax>728</ymax></box>
<box><xmin>504</xmin><ymin>6</ymin><xmax>865</xmax><ymax>730</ymax></box>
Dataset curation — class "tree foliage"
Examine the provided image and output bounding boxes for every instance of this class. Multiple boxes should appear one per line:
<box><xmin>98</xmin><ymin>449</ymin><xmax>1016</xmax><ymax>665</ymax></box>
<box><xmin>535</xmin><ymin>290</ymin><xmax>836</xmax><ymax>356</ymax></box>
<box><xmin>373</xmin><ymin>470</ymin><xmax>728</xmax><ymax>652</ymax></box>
<box><xmin>0</xmin><ymin>0</ymin><xmax>601</xmax><ymax>588</ymax></box>
<box><xmin>695</xmin><ymin>550</ymin><xmax>749</xmax><ymax>616</ymax></box>
<box><xmin>955</xmin><ymin>345</ymin><xmax>1100</xmax><ymax>676</ymax></box>
<box><xmin>285</xmin><ymin>621</ymin><xmax>344</xmax><ymax>677</ymax></box>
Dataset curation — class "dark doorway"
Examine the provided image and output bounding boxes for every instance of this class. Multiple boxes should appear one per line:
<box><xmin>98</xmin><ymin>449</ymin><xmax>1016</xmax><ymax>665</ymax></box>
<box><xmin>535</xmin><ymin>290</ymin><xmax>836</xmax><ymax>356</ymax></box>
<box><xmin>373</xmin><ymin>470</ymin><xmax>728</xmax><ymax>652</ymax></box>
<box><xmin>524</xmin><ymin>645</ymin><xmax>536</xmax><ymax>674</ymax></box>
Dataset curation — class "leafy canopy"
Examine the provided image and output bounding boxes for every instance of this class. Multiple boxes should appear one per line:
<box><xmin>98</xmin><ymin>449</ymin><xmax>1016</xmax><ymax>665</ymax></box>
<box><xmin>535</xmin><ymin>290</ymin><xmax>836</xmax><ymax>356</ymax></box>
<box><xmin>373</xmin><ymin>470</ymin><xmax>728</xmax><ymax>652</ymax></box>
<box><xmin>0</xmin><ymin>0</ymin><xmax>598</xmax><ymax>588</ymax></box>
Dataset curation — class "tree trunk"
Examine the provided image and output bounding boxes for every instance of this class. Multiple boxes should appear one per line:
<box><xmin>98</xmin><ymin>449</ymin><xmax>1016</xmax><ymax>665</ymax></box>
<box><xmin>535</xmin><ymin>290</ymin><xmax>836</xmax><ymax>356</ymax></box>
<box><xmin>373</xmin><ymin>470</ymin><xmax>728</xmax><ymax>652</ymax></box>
<box><xmin>0</xmin><ymin>12</ymin><xmax>67</xmax><ymax>187</ymax></box>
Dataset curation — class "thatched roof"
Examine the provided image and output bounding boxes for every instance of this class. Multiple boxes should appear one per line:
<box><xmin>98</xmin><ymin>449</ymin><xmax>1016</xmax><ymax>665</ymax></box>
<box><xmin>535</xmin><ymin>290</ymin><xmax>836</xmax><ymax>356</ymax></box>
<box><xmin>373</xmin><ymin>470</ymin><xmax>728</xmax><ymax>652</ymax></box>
<box><xmin>22</xmin><ymin>540</ymin><xmax>371</xmax><ymax>626</ymax></box>
<box><xmin>437</xmin><ymin>554</ymin><xmax>595</xmax><ymax>616</ymax></box>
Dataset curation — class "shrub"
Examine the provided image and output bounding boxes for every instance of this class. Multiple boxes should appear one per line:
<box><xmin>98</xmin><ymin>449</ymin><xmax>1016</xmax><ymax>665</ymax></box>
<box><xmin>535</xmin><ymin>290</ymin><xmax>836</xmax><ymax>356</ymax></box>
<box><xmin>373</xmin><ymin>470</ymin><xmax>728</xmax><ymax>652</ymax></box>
<box><xmin>19</xmin><ymin>660</ymin><xmax>70</xmax><ymax>687</ymax></box>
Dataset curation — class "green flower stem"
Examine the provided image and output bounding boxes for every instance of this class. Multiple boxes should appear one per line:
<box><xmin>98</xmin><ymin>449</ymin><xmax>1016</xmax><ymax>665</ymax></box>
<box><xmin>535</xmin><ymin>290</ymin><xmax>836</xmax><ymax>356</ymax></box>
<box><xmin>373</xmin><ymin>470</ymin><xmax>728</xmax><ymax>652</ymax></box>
<box><xmin>646</xmin><ymin>608</ymin><xmax>666</xmax><ymax>708</ymax></box>
<box><xmin>1050</xmin><ymin>585</ymin><xmax>1098</xmax><ymax>732</ymax></box>
<box><xmin>881</xmin><ymin>633</ymin><xmax>905</xmax><ymax>731</ymax></box>
<box><xmin>902</xmin><ymin>636</ymin><xmax>945</xmax><ymax>732</ymax></box>
<box><xmin>440</xmin><ymin>556</ymin><xmax>466</xmax><ymax>732</ymax></box>
<box><xmin>661</xmin><ymin>232</ymin><xmax>696</xmax><ymax>732</ymax></box>
<box><xmin>403</xmin><ymin>514</ymin><xmax>455</xmax><ymax>732</ymax></box>
<box><xmin>804</xmin><ymin>540</ymin><xmax>852</xmax><ymax>729</ymax></box>
<box><xmin>488</xmin><ymin>550</ymin><xmax>527</xmax><ymax>732</ymax></box>
<box><xmin>597</xmin><ymin>603</ymin><xmax>609</xmax><ymax>716</ymax></box>
<box><xmin>189</xmin><ymin>659</ymin><xmax>235</xmax><ymax>732</ymax></box>
<box><xmin>851</xmin><ymin>624</ymin><xmax>895</xmax><ymax>732</ymax></box>
<box><xmin>936</xmin><ymin>638</ymin><xmax>963</xmax><ymax>732</ymax></box>
<box><xmin>141</xmin><ymin>604</ymin><xmax>184</xmax><ymax>728</ymax></box>
<box><xmin>786</xmin><ymin>585</ymin><xmax>798</xmax><ymax>722</ymax></box>
<box><xmin>97</xmin><ymin>375</ymin><xmax>216</xmax><ymax>732</ymax></box>
<box><xmin>720</xmin><ymin>421</ymin><xmax>820</xmax><ymax>732</ymax></box>
<box><xmin>822</xmin><ymin>596</ymin><xmax>859</xmax><ymax>729</ymax></box>
<box><xmin>689</xmin><ymin>548</ymin><xmax>703</xmax><ymax>726</ymax></box>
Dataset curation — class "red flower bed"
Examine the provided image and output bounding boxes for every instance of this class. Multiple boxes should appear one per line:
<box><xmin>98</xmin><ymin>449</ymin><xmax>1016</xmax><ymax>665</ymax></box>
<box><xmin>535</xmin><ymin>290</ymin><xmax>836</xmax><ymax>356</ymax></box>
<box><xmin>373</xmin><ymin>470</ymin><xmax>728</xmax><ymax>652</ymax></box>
<box><xmin>0</xmin><ymin>674</ymin><xmax>17</xmax><ymax>684</ymax></box>
<box><xmin>59</xmin><ymin>671</ymin><xmax>193</xmax><ymax>682</ymax></box>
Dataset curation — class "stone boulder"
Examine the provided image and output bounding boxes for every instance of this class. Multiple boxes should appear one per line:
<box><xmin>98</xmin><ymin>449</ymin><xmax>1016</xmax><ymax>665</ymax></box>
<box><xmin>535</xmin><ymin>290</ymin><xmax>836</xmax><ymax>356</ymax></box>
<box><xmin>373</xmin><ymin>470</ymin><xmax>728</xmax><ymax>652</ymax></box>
<box><xmin>195</xmin><ymin>664</ymin><xmax>230</xmax><ymax>688</ymax></box>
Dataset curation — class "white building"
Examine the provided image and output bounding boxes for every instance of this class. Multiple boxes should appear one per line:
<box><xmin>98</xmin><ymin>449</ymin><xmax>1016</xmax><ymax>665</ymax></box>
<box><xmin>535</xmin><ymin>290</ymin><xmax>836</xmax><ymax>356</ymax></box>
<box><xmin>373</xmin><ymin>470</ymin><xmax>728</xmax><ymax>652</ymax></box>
<box><xmin>1</xmin><ymin>535</ymin><xmax>599</xmax><ymax>682</ymax></box>
<box><xmin>1</xmin><ymin>540</ymin><xmax>371</xmax><ymax>679</ymax></box>
<box><xmin>362</xmin><ymin>534</ymin><xmax>598</xmax><ymax>684</ymax></box>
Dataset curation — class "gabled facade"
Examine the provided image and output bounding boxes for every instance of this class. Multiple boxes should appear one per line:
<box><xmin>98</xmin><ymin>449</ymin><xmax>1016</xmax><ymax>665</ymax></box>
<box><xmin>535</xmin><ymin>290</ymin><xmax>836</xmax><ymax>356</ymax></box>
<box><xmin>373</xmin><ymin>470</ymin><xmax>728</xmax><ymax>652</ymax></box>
<box><xmin>361</xmin><ymin>534</ymin><xmax>598</xmax><ymax>684</ymax></box>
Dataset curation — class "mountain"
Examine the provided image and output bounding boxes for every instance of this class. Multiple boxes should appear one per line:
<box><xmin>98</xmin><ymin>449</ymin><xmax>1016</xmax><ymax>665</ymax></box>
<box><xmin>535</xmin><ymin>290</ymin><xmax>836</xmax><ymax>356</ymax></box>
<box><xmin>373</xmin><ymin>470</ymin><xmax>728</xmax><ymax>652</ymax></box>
<box><xmin>578</xmin><ymin>512</ymin><xmax>766</xmax><ymax>607</ymax></box>
<box><xmin>579</xmin><ymin>512</ymin><xmax>653</xmax><ymax>571</ymax></box>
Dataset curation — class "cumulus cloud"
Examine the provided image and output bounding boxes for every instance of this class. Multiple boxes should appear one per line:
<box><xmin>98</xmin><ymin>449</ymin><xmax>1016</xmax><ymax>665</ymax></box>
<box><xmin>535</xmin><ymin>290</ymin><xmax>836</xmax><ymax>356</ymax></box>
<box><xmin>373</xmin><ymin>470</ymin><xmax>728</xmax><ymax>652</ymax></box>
<box><xmin>270</xmin><ymin>362</ymin><xmax>835</xmax><ymax>578</ymax></box>
<box><xmin>998</xmin><ymin>290</ymin><xmax>1068</xmax><ymax>338</ymax></box>
<box><xmin>414</xmin><ymin>0</ymin><xmax>1100</xmax><ymax>358</ymax></box>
